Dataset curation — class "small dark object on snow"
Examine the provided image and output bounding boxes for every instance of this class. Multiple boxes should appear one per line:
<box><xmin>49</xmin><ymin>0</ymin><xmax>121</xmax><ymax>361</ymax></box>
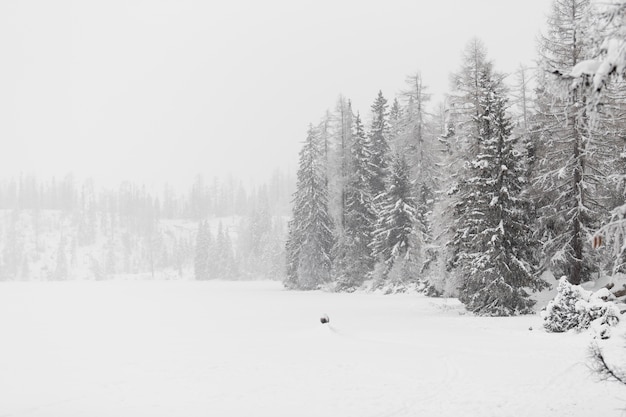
<box><xmin>320</xmin><ymin>314</ymin><xmax>330</xmax><ymax>324</ymax></box>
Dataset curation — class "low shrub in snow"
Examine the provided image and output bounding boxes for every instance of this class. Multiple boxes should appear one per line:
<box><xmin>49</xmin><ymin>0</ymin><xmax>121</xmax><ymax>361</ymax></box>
<box><xmin>543</xmin><ymin>277</ymin><xmax>621</xmax><ymax>337</ymax></box>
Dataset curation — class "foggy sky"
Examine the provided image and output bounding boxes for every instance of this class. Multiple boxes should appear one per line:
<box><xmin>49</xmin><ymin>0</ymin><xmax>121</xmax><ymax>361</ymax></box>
<box><xmin>1</xmin><ymin>0</ymin><xmax>551</xmax><ymax>189</ymax></box>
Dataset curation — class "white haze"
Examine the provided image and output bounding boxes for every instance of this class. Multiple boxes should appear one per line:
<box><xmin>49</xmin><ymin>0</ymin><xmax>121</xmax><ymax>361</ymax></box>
<box><xmin>1</xmin><ymin>0</ymin><xmax>551</xmax><ymax>188</ymax></box>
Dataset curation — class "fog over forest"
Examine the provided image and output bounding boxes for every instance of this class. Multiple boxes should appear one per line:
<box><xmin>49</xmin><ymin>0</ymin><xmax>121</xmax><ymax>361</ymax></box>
<box><xmin>0</xmin><ymin>171</ymin><xmax>294</xmax><ymax>282</ymax></box>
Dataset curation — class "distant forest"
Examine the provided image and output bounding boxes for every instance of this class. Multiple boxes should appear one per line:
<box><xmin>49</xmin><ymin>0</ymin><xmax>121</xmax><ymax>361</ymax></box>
<box><xmin>0</xmin><ymin>171</ymin><xmax>294</xmax><ymax>282</ymax></box>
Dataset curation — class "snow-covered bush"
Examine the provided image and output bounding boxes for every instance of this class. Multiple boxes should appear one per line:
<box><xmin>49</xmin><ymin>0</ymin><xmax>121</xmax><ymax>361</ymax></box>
<box><xmin>543</xmin><ymin>277</ymin><xmax>621</xmax><ymax>335</ymax></box>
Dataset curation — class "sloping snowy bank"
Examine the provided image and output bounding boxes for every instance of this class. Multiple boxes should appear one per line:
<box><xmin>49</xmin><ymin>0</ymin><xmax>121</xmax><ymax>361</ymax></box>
<box><xmin>0</xmin><ymin>280</ymin><xmax>623</xmax><ymax>416</ymax></box>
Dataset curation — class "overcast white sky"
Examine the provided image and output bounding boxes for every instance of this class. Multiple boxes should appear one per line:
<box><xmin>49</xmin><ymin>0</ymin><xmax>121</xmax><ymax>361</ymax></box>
<box><xmin>1</xmin><ymin>0</ymin><xmax>551</xmax><ymax>189</ymax></box>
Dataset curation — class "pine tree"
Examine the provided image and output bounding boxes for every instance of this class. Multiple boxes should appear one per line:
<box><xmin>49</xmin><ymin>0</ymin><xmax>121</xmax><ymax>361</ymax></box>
<box><xmin>452</xmin><ymin>69</ymin><xmax>545</xmax><ymax>316</ymax></box>
<box><xmin>285</xmin><ymin>126</ymin><xmax>334</xmax><ymax>290</ymax></box>
<box><xmin>368</xmin><ymin>91</ymin><xmax>391</xmax><ymax>199</ymax></box>
<box><xmin>194</xmin><ymin>220</ymin><xmax>211</xmax><ymax>280</ymax></box>
<box><xmin>239</xmin><ymin>189</ymin><xmax>274</xmax><ymax>278</ymax></box>
<box><xmin>432</xmin><ymin>40</ymin><xmax>496</xmax><ymax>295</ymax></box>
<box><xmin>334</xmin><ymin>114</ymin><xmax>377</xmax><ymax>291</ymax></box>
<box><xmin>371</xmin><ymin>152</ymin><xmax>420</xmax><ymax>288</ymax></box>
<box><xmin>388</xmin><ymin>97</ymin><xmax>402</xmax><ymax>146</ymax></box>
<box><xmin>216</xmin><ymin>222</ymin><xmax>238</xmax><ymax>279</ymax></box>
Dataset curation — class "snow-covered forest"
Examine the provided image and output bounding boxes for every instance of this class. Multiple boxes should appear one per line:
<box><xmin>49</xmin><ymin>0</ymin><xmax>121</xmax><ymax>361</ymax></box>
<box><xmin>286</xmin><ymin>0</ymin><xmax>626</xmax><ymax>315</ymax></box>
<box><xmin>0</xmin><ymin>172</ymin><xmax>293</xmax><ymax>282</ymax></box>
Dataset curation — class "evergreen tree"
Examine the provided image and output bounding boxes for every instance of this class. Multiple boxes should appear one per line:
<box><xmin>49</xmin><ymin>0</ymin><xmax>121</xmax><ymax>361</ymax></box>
<box><xmin>239</xmin><ymin>189</ymin><xmax>273</xmax><ymax>278</ymax></box>
<box><xmin>368</xmin><ymin>91</ymin><xmax>391</xmax><ymax>198</ymax></box>
<box><xmin>371</xmin><ymin>152</ymin><xmax>420</xmax><ymax>287</ymax></box>
<box><xmin>216</xmin><ymin>222</ymin><xmax>238</xmax><ymax>279</ymax></box>
<box><xmin>194</xmin><ymin>220</ymin><xmax>211</xmax><ymax>280</ymax></box>
<box><xmin>432</xmin><ymin>40</ymin><xmax>496</xmax><ymax>295</ymax></box>
<box><xmin>334</xmin><ymin>114</ymin><xmax>377</xmax><ymax>291</ymax></box>
<box><xmin>285</xmin><ymin>126</ymin><xmax>334</xmax><ymax>290</ymax></box>
<box><xmin>452</xmin><ymin>69</ymin><xmax>545</xmax><ymax>316</ymax></box>
<box><xmin>388</xmin><ymin>97</ymin><xmax>402</xmax><ymax>146</ymax></box>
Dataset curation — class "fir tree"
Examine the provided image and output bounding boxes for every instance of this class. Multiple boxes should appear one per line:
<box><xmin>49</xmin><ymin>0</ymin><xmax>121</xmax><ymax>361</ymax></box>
<box><xmin>368</xmin><ymin>91</ymin><xmax>391</xmax><ymax>199</ymax></box>
<box><xmin>388</xmin><ymin>97</ymin><xmax>402</xmax><ymax>146</ymax></box>
<box><xmin>194</xmin><ymin>220</ymin><xmax>211</xmax><ymax>280</ymax></box>
<box><xmin>216</xmin><ymin>222</ymin><xmax>238</xmax><ymax>279</ymax></box>
<box><xmin>285</xmin><ymin>126</ymin><xmax>334</xmax><ymax>290</ymax></box>
<box><xmin>452</xmin><ymin>69</ymin><xmax>546</xmax><ymax>316</ymax></box>
<box><xmin>371</xmin><ymin>152</ymin><xmax>420</xmax><ymax>287</ymax></box>
<box><xmin>334</xmin><ymin>114</ymin><xmax>377</xmax><ymax>291</ymax></box>
<box><xmin>433</xmin><ymin>40</ymin><xmax>498</xmax><ymax>295</ymax></box>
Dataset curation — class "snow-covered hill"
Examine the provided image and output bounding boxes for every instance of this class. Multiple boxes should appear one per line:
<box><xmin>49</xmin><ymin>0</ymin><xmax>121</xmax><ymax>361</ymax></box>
<box><xmin>0</xmin><ymin>280</ymin><xmax>623</xmax><ymax>416</ymax></box>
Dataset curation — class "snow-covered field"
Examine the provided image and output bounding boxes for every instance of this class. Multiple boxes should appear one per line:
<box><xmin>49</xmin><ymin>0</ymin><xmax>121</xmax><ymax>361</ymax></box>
<box><xmin>0</xmin><ymin>280</ymin><xmax>624</xmax><ymax>417</ymax></box>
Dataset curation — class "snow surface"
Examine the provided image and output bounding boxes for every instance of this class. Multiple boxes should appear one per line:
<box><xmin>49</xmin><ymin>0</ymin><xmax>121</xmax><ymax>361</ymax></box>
<box><xmin>0</xmin><ymin>280</ymin><xmax>624</xmax><ymax>417</ymax></box>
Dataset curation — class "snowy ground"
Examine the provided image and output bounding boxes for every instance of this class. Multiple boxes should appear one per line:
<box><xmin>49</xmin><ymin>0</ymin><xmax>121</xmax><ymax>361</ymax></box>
<box><xmin>0</xmin><ymin>280</ymin><xmax>624</xmax><ymax>417</ymax></box>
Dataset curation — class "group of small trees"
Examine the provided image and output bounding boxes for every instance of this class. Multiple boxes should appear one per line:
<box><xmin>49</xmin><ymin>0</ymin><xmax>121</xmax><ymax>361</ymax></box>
<box><xmin>193</xmin><ymin>220</ymin><xmax>238</xmax><ymax>280</ymax></box>
<box><xmin>284</xmin><ymin>0</ymin><xmax>626</xmax><ymax>318</ymax></box>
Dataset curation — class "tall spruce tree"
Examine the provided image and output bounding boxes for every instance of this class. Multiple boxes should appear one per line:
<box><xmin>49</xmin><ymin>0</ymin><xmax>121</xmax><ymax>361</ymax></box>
<box><xmin>452</xmin><ymin>69</ymin><xmax>545</xmax><ymax>315</ymax></box>
<box><xmin>371</xmin><ymin>152</ymin><xmax>421</xmax><ymax>288</ymax></box>
<box><xmin>215</xmin><ymin>222</ymin><xmax>238</xmax><ymax>280</ymax></box>
<box><xmin>194</xmin><ymin>220</ymin><xmax>211</xmax><ymax>280</ymax></box>
<box><xmin>285</xmin><ymin>126</ymin><xmax>334</xmax><ymax>290</ymax></box>
<box><xmin>368</xmin><ymin>91</ymin><xmax>391</xmax><ymax>199</ymax></box>
<box><xmin>432</xmin><ymin>39</ymin><xmax>496</xmax><ymax>295</ymax></box>
<box><xmin>334</xmin><ymin>114</ymin><xmax>377</xmax><ymax>291</ymax></box>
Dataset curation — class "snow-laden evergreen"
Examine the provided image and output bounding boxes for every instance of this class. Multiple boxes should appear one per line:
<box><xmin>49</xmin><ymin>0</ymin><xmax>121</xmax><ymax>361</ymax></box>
<box><xmin>367</xmin><ymin>91</ymin><xmax>391</xmax><ymax>199</ymax></box>
<box><xmin>543</xmin><ymin>276</ymin><xmax>621</xmax><ymax>335</ymax></box>
<box><xmin>451</xmin><ymin>68</ymin><xmax>545</xmax><ymax>316</ymax></box>
<box><xmin>371</xmin><ymin>153</ymin><xmax>421</xmax><ymax>289</ymax></box>
<box><xmin>334</xmin><ymin>114</ymin><xmax>377</xmax><ymax>292</ymax></box>
<box><xmin>194</xmin><ymin>220</ymin><xmax>211</xmax><ymax>280</ymax></box>
<box><xmin>285</xmin><ymin>126</ymin><xmax>334</xmax><ymax>290</ymax></box>
<box><xmin>215</xmin><ymin>222</ymin><xmax>238</xmax><ymax>280</ymax></box>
